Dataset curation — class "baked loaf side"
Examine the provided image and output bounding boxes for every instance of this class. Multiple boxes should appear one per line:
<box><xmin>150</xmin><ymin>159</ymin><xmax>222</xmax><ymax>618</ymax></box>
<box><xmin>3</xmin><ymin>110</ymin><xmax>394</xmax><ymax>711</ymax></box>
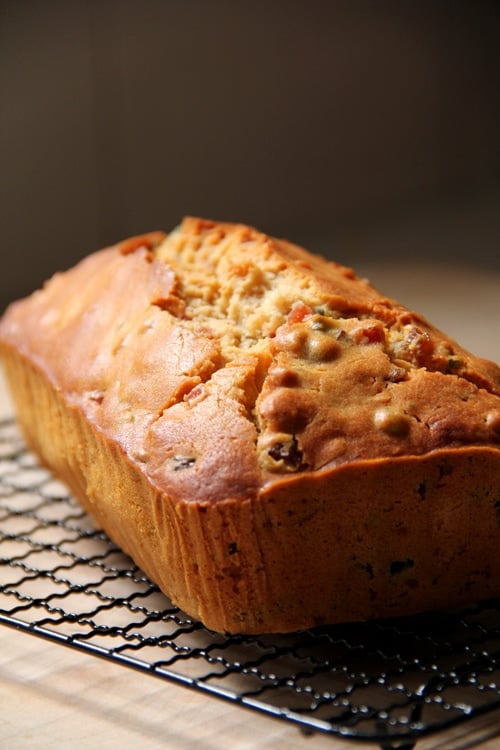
<box><xmin>1</xmin><ymin>217</ymin><xmax>499</xmax><ymax>633</ymax></box>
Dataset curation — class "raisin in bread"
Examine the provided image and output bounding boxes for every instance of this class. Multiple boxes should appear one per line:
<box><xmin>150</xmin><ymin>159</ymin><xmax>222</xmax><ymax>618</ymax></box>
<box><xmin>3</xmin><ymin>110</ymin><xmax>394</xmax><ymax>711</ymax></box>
<box><xmin>1</xmin><ymin>217</ymin><xmax>499</xmax><ymax>633</ymax></box>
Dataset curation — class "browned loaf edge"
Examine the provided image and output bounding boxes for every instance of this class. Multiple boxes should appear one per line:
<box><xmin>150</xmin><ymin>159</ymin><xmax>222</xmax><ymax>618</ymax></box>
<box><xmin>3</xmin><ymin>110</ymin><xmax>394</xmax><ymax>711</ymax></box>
<box><xmin>1</xmin><ymin>217</ymin><xmax>499</xmax><ymax>633</ymax></box>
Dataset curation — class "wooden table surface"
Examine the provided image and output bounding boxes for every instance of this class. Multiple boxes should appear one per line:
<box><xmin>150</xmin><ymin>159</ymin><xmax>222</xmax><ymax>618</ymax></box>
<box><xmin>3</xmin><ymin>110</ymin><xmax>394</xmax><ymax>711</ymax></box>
<box><xmin>0</xmin><ymin>261</ymin><xmax>499</xmax><ymax>750</ymax></box>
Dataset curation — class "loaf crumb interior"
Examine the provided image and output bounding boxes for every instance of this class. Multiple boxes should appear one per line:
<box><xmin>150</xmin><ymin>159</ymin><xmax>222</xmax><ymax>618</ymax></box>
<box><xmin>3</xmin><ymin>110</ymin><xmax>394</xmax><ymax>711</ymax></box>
<box><xmin>149</xmin><ymin>218</ymin><xmax>500</xmax><ymax>476</ymax></box>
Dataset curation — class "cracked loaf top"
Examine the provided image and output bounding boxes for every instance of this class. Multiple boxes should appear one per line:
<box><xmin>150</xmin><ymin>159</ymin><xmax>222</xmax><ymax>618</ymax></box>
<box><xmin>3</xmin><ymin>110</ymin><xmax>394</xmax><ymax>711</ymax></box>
<box><xmin>1</xmin><ymin>217</ymin><xmax>499</xmax><ymax>503</ymax></box>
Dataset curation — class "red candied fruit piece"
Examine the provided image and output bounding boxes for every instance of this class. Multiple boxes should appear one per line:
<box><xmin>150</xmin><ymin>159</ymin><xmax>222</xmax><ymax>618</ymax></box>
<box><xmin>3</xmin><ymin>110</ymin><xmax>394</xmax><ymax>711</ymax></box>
<box><xmin>287</xmin><ymin>302</ymin><xmax>313</xmax><ymax>324</ymax></box>
<box><xmin>353</xmin><ymin>322</ymin><xmax>386</xmax><ymax>345</ymax></box>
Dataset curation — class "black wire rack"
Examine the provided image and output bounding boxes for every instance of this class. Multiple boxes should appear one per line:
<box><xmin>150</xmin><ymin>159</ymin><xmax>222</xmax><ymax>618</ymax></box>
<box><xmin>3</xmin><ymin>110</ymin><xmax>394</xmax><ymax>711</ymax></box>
<box><xmin>1</xmin><ymin>415</ymin><xmax>500</xmax><ymax>750</ymax></box>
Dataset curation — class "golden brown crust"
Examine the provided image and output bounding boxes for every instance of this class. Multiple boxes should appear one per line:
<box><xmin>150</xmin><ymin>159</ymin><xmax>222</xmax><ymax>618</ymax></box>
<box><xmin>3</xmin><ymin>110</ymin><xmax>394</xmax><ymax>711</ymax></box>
<box><xmin>1</xmin><ymin>218</ymin><xmax>499</xmax><ymax>633</ymax></box>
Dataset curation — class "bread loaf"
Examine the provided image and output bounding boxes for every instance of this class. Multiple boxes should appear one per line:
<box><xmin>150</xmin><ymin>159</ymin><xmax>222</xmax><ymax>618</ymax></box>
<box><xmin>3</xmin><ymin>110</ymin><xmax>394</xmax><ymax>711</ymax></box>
<box><xmin>1</xmin><ymin>217</ymin><xmax>499</xmax><ymax>633</ymax></box>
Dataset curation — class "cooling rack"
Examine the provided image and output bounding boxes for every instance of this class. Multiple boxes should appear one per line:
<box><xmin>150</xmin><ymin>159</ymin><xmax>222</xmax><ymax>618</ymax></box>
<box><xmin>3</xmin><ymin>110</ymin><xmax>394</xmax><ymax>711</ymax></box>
<box><xmin>1</xmin><ymin>416</ymin><xmax>500</xmax><ymax>750</ymax></box>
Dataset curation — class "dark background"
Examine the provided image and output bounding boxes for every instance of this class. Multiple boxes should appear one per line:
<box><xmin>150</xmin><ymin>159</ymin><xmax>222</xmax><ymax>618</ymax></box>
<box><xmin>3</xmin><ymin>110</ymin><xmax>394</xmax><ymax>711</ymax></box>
<box><xmin>1</xmin><ymin>0</ymin><xmax>499</xmax><ymax>310</ymax></box>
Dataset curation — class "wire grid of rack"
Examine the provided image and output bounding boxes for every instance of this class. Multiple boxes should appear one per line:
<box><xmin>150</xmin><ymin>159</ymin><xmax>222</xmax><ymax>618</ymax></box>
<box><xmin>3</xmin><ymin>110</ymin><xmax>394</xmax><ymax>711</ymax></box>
<box><xmin>1</xmin><ymin>415</ymin><xmax>499</xmax><ymax>750</ymax></box>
